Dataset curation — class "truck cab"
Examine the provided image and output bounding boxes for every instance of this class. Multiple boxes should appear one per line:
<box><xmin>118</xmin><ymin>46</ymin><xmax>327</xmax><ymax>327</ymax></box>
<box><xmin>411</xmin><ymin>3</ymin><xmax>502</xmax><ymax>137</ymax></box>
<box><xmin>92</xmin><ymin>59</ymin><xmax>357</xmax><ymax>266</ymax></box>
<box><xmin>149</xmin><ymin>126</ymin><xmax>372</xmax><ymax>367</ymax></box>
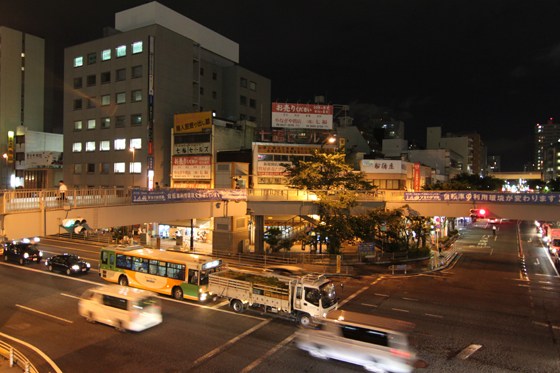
<box><xmin>293</xmin><ymin>274</ymin><xmax>338</xmax><ymax>326</ymax></box>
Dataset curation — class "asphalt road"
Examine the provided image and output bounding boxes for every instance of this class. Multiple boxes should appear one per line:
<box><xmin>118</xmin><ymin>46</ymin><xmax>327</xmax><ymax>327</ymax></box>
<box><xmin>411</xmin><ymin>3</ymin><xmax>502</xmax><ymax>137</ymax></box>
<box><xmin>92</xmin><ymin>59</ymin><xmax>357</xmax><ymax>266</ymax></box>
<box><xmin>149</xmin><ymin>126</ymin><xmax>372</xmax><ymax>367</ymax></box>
<box><xmin>1</xmin><ymin>222</ymin><xmax>560</xmax><ymax>372</ymax></box>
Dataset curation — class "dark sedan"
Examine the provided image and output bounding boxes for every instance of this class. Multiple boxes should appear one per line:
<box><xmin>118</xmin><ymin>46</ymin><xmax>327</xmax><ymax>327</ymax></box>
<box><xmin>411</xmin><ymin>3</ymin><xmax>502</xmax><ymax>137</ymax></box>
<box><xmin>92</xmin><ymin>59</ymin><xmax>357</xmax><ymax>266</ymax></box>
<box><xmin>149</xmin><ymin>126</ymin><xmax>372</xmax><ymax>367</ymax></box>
<box><xmin>46</xmin><ymin>254</ymin><xmax>91</xmax><ymax>275</ymax></box>
<box><xmin>3</xmin><ymin>240</ymin><xmax>43</xmax><ymax>265</ymax></box>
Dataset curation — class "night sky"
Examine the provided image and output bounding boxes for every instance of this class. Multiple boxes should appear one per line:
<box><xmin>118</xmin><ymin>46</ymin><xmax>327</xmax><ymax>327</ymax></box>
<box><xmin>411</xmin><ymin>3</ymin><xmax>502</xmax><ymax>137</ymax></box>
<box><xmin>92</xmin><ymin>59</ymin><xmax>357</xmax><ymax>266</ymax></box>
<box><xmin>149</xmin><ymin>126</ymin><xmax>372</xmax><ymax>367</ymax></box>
<box><xmin>2</xmin><ymin>0</ymin><xmax>560</xmax><ymax>171</ymax></box>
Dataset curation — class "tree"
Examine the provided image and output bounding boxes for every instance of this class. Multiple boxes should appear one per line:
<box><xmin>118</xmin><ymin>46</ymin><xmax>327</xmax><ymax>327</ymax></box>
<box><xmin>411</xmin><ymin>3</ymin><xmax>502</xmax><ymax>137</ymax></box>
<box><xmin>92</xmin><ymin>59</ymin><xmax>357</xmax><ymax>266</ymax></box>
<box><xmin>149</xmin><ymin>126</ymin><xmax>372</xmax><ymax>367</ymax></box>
<box><xmin>423</xmin><ymin>173</ymin><xmax>504</xmax><ymax>191</ymax></box>
<box><xmin>264</xmin><ymin>227</ymin><xmax>294</xmax><ymax>252</ymax></box>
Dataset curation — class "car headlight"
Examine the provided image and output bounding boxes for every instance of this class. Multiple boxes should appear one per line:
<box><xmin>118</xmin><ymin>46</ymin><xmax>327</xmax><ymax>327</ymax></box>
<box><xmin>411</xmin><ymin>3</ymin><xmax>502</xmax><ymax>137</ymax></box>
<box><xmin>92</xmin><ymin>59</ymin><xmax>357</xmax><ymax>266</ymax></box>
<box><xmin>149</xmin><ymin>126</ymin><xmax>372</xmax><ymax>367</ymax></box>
<box><xmin>86</xmin><ymin>263</ymin><xmax>90</xmax><ymax>268</ymax></box>
<box><xmin>71</xmin><ymin>265</ymin><xmax>80</xmax><ymax>271</ymax></box>
<box><xmin>23</xmin><ymin>253</ymin><xmax>29</xmax><ymax>259</ymax></box>
<box><xmin>39</xmin><ymin>251</ymin><xmax>43</xmax><ymax>256</ymax></box>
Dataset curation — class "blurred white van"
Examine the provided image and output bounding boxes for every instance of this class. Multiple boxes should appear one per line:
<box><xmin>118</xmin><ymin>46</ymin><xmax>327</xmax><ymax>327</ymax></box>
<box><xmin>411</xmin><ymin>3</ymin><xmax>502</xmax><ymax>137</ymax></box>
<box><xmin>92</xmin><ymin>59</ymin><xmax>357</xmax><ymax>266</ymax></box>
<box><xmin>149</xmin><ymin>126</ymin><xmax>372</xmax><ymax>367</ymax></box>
<box><xmin>296</xmin><ymin>310</ymin><xmax>416</xmax><ymax>373</ymax></box>
<box><xmin>79</xmin><ymin>285</ymin><xmax>162</xmax><ymax>332</ymax></box>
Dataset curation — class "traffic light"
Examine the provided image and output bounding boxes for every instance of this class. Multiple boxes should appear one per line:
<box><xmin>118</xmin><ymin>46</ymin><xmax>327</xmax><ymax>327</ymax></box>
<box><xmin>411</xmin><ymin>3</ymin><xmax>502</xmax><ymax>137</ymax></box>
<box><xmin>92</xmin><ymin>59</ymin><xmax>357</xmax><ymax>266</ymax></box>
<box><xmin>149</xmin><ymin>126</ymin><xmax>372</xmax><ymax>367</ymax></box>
<box><xmin>60</xmin><ymin>218</ymin><xmax>88</xmax><ymax>234</ymax></box>
<box><xmin>469</xmin><ymin>209</ymin><xmax>487</xmax><ymax>220</ymax></box>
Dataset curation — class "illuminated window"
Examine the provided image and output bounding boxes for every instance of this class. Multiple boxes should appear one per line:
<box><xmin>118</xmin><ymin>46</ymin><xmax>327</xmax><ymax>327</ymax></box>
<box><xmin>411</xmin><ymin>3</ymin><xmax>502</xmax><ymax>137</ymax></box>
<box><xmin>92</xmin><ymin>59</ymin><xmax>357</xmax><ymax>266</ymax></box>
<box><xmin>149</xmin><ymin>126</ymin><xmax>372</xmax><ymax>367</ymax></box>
<box><xmin>101</xmin><ymin>118</ymin><xmax>110</xmax><ymax>129</ymax></box>
<box><xmin>132</xmin><ymin>41</ymin><xmax>143</xmax><ymax>54</ymax></box>
<box><xmin>250</xmin><ymin>81</ymin><xmax>256</xmax><ymax>91</ymax></box>
<box><xmin>130</xmin><ymin>138</ymin><xmax>142</xmax><ymax>149</ymax></box>
<box><xmin>85</xmin><ymin>141</ymin><xmax>96</xmax><ymax>152</ymax></box>
<box><xmin>130</xmin><ymin>162</ymin><xmax>141</xmax><ymax>173</ymax></box>
<box><xmin>114</xmin><ymin>139</ymin><xmax>126</xmax><ymax>150</ymax></box>
<box><xmin>100</xmin><ymin>141</ymin><xmax>110</xmax><ymax>151</ymax></box>
<box><xmin>87</xmin><ymin>119</ymin><xmax>96</xmax><ymax>130</ymax></box>
<box><xmin>114</xmin><ymin>162</ymin><xmax>125</xmax><ymax>173</ymax></box>
<box><xmin>74</xmin><ymin>120</ymin><xmax>82</xmax><ymax>131</ymax></box>
<box><xmin>116</xmin><ymin>92</ymin><xmax>126</xmax><ymax>104</ymax></box>
<box><xmin>102</xmin><ymin>49</ymin><xmax>111</xmax><ymax>61</ymax></box>
<box><xmin>72</xmin><ymin>143</ymin><xmax>82</xmax><ymax>152</ymax></box>
<box><xmin>131</xmin><ymin>90</ymin><xmax>142</xmax><ymax>102</ymax></box>
<box><xmin>116</xmin><ymin>45</ymin><xmax>126</xmax><ymax>58</ymax></box>
<box><xmin>74</xmin><ymin>56</ymin><xmax>83</xmax><ymax>67</ymax></box>
<box><xmin>101</xmin><ymin>95</ymin><xmax>110</xmax><ymax>106</ymax></box>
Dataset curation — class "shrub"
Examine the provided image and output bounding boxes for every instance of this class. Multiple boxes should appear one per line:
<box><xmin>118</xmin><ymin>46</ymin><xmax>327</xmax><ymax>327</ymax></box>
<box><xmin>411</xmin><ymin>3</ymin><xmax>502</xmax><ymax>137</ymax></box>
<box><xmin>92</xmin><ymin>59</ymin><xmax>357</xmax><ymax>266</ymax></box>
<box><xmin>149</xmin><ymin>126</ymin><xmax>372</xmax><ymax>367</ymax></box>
<box><xmin>408</xmin><ymin>246</ymin><xmax>431</xmax><ymax>259</ymax></box>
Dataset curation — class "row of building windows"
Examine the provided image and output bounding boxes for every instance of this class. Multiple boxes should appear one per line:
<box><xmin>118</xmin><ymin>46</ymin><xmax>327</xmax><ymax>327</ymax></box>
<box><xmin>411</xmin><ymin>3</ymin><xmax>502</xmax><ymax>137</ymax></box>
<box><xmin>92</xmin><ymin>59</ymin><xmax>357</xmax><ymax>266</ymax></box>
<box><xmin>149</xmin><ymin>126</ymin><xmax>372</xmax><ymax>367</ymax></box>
<box><xmin>199</xmin><ymin>68</ymin><xmax>217</xmax><ymax>80</ymax></box>
<box><xmin>74</xmin><ymin>90</ymin><xmax>142</xmax><ymax>110</ymax></box>
<box><xmin>240</xmin><ymin>96</ymin><xmax>257</xmax><ymax>108</ymax></box>
<box><xmin>72</xmin><ymin>139</ymin><xmax>141</xmax><ymax>153</ymax></box>
<box><xmin>74</xmin><ymin>41</ymin><xmax>143</xmax><ymax>67</ymax></box>
<box><xmin>74</xmin><ymin>66</ymin><xmax>142</xmax><ymax>88</ymax></box>
<box><xmin>74</xmin><ymin>115</ymin><xmax>142</xmax><ymax>131</ymax></box>
<box><xmin>240</xmin><ymin>77</ymin><xmax>257</xmax><ymax>91</ymax></box>
<box><xmin>73</xmin><ymin>162</ymin><xmax>142</xmax><ymax>174</ymax></box>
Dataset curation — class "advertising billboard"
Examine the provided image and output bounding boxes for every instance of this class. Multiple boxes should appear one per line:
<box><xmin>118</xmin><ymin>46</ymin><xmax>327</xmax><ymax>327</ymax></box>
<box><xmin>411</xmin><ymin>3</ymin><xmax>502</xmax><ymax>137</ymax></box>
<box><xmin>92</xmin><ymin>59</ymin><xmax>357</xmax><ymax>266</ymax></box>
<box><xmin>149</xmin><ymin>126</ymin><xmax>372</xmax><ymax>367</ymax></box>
<box><xmin>271</xmin><ymin>103</ymin><xmax>333</xmax><ymax>129</ymax></box>
<box><xmin>361</xmin><ymin>160</ymin><xmax>407</xmax><ymax>174</ymax></box>
<box><xmin>257</xmin><ymin>161</ymin><xmax>291</xmax><ymax>176</ymax></box>
<box><xmin>26</xmin><ymin>152</ymin><xmax>63</xmax><ymax>168</ymax></box>
<box><xmin>172</xmin><ymin>156</ymin><xmax>211</xmax><ymax>179</ymax></box>
<box><xmin>174</xmin><ymin>112</ymin><xmax>212</xmax><ymax>134</ymax></box>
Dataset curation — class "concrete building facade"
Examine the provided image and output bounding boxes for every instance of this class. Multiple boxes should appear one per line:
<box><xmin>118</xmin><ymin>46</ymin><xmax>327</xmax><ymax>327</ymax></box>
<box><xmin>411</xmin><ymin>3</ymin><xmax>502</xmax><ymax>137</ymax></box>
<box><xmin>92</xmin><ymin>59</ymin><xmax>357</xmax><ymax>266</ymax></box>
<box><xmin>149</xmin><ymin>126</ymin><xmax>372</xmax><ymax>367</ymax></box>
<box><xmin>63</xmin><ymin>2</ymin><xmax>270</xmax><ymax>188</ymax></box>
<box><xmin>0</xmin><ymin>27</ymin><xmax>45</xmax><ymax>188</ymax></box>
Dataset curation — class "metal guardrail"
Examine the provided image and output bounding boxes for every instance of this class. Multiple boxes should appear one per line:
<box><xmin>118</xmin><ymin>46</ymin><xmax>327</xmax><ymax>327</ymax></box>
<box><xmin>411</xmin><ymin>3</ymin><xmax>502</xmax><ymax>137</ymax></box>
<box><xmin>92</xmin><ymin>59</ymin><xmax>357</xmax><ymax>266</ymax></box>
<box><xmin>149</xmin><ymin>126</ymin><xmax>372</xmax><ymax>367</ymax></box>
<box><xmin>0</xmin><ymin>340</ymin><xmax>38</xmax><ymax>373</ymax></box>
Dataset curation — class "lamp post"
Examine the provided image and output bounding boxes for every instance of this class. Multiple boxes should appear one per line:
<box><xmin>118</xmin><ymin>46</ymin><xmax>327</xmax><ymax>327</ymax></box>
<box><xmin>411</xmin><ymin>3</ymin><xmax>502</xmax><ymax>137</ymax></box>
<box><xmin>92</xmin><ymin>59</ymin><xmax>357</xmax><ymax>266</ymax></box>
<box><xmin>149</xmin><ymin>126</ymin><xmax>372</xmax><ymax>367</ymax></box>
<box><xmin>320</xmin><ymin>136</ymin><xmax>336</xmax><ymax>151</ymax></box>
<box><xmin>129</xmin><ymin>148</ymin><xmax>135</xmax><ymax>187</ymax></box>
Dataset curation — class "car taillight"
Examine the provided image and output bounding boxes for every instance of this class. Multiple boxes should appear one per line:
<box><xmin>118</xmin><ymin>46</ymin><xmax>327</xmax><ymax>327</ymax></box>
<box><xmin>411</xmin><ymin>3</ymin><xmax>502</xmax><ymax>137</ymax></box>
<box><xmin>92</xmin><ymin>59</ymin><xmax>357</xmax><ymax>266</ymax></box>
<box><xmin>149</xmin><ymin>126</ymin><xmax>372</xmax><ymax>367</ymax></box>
<box><xmin>390</xmin><ymin>349</ymin><xmax>410</xmax><ymax>359</ymax></box>
<box><xmin>129</xmin><ymin>312</ymin><xmax>139</xmax><ymax>318</ymax></box>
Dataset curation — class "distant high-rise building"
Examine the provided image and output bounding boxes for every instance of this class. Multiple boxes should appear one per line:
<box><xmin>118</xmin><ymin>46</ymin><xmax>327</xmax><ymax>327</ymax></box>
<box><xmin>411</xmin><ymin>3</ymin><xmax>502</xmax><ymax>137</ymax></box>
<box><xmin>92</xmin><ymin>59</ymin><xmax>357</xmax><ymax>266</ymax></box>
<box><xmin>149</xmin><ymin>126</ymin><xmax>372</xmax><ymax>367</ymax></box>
<box><xmin>426</xmin><ymin>127</ymin><xmax>486</xmax><ymax>175</ymax></box>
<box><xmin>534</xmin><ymin>118</ymin><xmax>560</xmax><ymax>179</ymax></box>
<box><xmin>0</xmin><ymin>26</ymin><xmax>46</xmax><ymax>188</ymax></box>
<box><xmin>488</xmin><ymin>155</ymin><xmax>501</xmax><ymax>173</ymax></box>
<box><xmin>63</xmin><ymin>2</ymin><xmax>271</xmax><ymax>188</ymax></box>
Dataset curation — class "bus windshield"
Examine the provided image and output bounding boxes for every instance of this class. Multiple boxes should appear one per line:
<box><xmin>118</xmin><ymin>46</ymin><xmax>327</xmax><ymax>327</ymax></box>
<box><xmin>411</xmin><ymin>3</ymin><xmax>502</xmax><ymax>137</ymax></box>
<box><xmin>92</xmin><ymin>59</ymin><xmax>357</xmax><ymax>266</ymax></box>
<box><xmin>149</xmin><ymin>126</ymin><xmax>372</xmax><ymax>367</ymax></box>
<box><xmin>200</xmin><ymin>266</ymin><xmax>222</xmax><ymax>285</ymax></box>
<box><xmin>320</xmin><ymin>282</ymin><xmax>337</xmax><ymax>308</ymax></box>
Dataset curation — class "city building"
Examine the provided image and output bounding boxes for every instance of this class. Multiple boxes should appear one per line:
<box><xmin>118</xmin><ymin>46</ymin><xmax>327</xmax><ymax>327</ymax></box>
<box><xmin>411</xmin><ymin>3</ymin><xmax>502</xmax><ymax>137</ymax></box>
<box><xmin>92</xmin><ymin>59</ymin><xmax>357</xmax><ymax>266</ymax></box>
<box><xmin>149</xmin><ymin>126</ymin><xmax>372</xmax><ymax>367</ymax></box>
<box><xmin>359</xmin><ymin>159</ymin><xmax>431</xmax><ymax>191</ymax></box>
<box><xmin>407</xmin><ymin>148</ymin><xmax>463</xmax><ymax>183</ymax></box>
<box><xmin>534</xmin><ymin>118</ymin><xmax>560</xmax><ymax>180</ymax></box>
<box><xmin>488</xmin><ymin>155</ymin><xmax>501</xmax><ymax>173</ymax></box>
<box><xmin>14</xmin><ymin>126</ymin><xmax>63</xmax><ymax>189</ymax></box>
<box><xmin>427</xmin><ymin>127</ymin><xmax>486</xmax><ymax>175</ymax></box>
<box><xmin>63</xmin><ymin>2</ymin><xmax>271</xmax><ymax>188</ymax></box>
<box><xmin>0</xmin><ymin>27</ymin><xmax>46</xmax><ymax>188</ymax></box>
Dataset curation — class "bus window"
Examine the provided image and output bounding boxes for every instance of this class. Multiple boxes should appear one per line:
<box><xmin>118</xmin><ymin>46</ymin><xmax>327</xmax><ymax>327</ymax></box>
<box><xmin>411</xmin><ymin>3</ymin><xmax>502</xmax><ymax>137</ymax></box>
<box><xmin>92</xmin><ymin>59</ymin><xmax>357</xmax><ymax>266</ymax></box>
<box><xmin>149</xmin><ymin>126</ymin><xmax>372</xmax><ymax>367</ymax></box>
<box><xmin>109</xmin><ymin>254</ymin><xmax>114</xmax><ymax>266</ymax></box>
<box><xmin>188</xmin><ymin>269</ymin><xmax>199</xmax><ymax>285</ymax></box>
<box><xmin>116</xmin><ymin>254</ymin><xmax>132</xmax><ymax>270</ymax></box>
<box><xmin>133</xmin><ymin>257</ymin><xmax>149</xmax><ymax>273</ymax></box>
<box><xmin>101</xmin><ymin>251</ymin><xmax>108</xmax><ymax>265</ymax></box>
<box><xmin>168</xmin><ymin>263</ymin><xmax>186</xmax><ymax>281</ymax></box>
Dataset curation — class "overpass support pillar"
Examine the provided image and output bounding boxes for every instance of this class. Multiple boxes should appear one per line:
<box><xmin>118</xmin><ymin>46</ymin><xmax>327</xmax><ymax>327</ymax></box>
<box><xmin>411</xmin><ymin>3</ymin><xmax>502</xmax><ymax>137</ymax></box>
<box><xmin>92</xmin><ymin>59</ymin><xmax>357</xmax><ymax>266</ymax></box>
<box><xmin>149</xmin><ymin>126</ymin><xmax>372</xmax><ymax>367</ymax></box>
<box><xmin>254</xmin><ymin>215</ymin><xmax>264</xmax><ymax>254</ymax></box>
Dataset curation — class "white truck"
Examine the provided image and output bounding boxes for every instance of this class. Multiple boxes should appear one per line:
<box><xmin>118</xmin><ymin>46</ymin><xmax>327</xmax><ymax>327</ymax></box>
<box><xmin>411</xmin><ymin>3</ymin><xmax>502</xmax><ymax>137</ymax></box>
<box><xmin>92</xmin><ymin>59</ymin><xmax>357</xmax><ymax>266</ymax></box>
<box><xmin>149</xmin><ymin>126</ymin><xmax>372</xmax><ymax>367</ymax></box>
<box><xmin>208</xmin><ymin>269</ymin><xmax>338</xmax><ymax>326</ymax></box>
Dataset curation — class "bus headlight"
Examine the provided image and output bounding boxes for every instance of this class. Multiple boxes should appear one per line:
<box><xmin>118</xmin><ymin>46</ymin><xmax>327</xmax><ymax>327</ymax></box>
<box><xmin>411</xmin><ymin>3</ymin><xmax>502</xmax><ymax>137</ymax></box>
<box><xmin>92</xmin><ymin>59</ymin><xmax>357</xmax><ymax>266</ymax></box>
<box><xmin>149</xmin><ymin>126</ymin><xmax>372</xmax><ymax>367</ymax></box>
<box><xmin>200</xmin><ymin>293</ymin><xmax>207</xmax><ymax>301</ymax></box>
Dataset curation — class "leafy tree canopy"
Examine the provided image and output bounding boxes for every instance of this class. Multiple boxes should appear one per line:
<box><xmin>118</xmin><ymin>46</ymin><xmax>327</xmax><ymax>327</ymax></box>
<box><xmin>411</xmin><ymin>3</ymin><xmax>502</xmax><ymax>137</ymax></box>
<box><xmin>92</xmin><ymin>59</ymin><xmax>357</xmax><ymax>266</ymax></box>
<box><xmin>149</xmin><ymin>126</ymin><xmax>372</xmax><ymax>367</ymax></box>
<box><xmin>423</xmin><ymin>173</ymin><xmax>504</xmax><ymax>191</ymax></box>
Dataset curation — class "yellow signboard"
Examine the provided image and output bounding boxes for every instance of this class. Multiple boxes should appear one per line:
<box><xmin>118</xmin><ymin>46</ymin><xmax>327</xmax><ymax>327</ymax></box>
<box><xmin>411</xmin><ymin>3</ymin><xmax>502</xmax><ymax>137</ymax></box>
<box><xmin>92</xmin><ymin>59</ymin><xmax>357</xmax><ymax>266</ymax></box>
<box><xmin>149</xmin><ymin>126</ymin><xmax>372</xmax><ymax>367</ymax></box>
<box><xmin>174</xmin><ymin>112</ymin><xmax>212</xmax><ymax>134</ymax></box>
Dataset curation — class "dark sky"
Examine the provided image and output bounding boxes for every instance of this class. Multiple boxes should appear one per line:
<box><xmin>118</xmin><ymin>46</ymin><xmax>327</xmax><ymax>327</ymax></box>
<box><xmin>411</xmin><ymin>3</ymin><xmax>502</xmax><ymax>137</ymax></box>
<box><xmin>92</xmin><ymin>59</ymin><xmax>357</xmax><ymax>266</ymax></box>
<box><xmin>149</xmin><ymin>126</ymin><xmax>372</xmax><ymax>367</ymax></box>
<box><xmin>2</xmin><ymin>1</ymin><xmax>560</xmax><ymax>171</ymax></box>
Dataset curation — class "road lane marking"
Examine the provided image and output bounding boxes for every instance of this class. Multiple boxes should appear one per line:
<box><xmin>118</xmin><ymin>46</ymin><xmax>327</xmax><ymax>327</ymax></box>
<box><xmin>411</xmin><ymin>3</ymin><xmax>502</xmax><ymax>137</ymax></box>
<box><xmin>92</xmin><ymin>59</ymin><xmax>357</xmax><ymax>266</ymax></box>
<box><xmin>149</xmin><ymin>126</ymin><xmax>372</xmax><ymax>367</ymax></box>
<box><xmin>535</xmin><ymin>258</ymin><xmax>540</xmax><ymax>265</ymax></box>
<box><xmin>190</xmin><ymin>319</ymin><xmax>271</xmax><ymax>369</ymax></box>
<box><xmin>361</xmin><ymin>303</ymin><xmax>377</xmax><ymax>307</ymax></box>
<box><xmin>403</xmin><ymin>297</ymin><xmax>418</xmax><ymax>302</ymax></box>
<box><xmin>240</xmin><ymin>332</ymin><xmax>297</xmax><ymax>373</ymax></box>
<box><xmin>210</xmin><ymin>300</ymin><xmax>229</xmax><ymax>309</ymax></box>
<box><xmin>339</xmin><ymin>286</ymin><xmax>369</xmax><ymax>307</ymax></box>
<box><xmin>456</xmin><ymin>344</ymin><xmax>482</xmax><ymax>360</ymax></box>
<box><xmin>392</xmin><ymin>308</ymin><xmax>409</xmax><ymax>313</ymax></box>
<box><xmin>425</xmin><ymin>314</ymin><xmax>443</xmax><ymax>318</ymax></box>
<box><xmin>539</xmin><ymin>281</ymin><xmax>551</xmax><ymax>284</ymax></box>
<box><xmin>61</xmin><ymin>293</ymin><xmax>81</xmax><ymax>300</ymax></box>
<box><xmin>39</xmin><ymin>243</ymin><xmax>101</xmax><ymax>255</ymax></box>
<box><xmin>15</xmin><ymin>304</ymin><xmax>73</xmax><ymax>323</ymax></box>
<box><xmin>375</xmin><ymin>293</ymin><xmax>389</xmax><ymax>297</ymax></box>
<box><xmin>533</xmin><ymin>321</ymin><xmax>549</xmax><ymax>327</ymax></box>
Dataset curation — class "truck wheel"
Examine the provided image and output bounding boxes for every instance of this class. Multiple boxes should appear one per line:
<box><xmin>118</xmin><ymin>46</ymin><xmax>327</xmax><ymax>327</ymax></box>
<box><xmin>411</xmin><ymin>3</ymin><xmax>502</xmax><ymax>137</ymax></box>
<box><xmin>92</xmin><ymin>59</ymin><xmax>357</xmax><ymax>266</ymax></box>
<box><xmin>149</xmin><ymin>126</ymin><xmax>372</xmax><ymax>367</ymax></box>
<box><xmin>364</xmin><ymin>361</ymin><xmax>386</xmax><ymax>373</ymax></box>
<box><xmin>172</xmin><ymin>287</ymin><xmax>183</xmax><ymax>300</ymax></box>
<box><xmin>119</xmin><ymin>275</ymin><xmax>128</xmax><ymax>287</ymax></box>
<box><xmin>298</xmin><ymin>313</ymin><xmax>312</xmax><ymax>327</ymax></box>
<box><xmin>309</xmin><ymin>345</ymin><xmax>328</xmax><ymax>360</ymax></box>
<box><xmin>231</xmin><ymin>300</ymin><xmax>244</xmax><ymax>313</ymax></box>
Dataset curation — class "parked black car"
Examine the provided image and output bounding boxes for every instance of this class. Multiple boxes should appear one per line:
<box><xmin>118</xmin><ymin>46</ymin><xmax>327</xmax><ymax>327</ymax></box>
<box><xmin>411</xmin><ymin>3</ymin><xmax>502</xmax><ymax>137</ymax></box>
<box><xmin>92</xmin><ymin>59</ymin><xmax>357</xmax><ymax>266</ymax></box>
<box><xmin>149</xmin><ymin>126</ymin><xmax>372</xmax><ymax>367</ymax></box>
<box><xmin>46</xmin><ymin>254</ymin><xmax>91</xmax><ymax>275</ymax></box>
<box><xmin>3</xmin><ymin>239</ymin><xmax>43</xmax><ymax>265</ymax></box>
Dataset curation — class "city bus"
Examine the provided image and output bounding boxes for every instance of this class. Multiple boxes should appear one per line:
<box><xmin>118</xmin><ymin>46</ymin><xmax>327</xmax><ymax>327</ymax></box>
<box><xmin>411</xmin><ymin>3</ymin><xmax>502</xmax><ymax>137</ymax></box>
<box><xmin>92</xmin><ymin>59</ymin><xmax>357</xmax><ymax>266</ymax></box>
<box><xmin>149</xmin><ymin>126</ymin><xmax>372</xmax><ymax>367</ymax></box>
<box><xmin>98</xmin><ymin>245</ymin><xmax>222</xmax><ymax>301</ymax></box>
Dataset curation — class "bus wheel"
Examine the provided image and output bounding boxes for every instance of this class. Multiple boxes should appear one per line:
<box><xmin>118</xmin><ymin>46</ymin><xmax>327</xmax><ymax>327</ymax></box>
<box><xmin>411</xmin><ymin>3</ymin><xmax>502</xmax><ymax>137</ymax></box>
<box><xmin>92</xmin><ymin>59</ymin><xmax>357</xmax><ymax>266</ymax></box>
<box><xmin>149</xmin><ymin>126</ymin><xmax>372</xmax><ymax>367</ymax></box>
<box><xmin>119</xmin><ymin>275</ymin><xmax>129</xmax><ymax>287</ymax></box>
<box><xmin>172</xmin><ymin>287</ymin><xmax>183</xmax><ymax>300</ymax></box>
<box><xmin>298</xmin><ymin>313</ymin><xmax>312</xmax><ymax>327</ymax></box>
<box><xmin>231</xmin><ymin>299</ymin><xmax>244</xmax><ymax>313</ymax></box>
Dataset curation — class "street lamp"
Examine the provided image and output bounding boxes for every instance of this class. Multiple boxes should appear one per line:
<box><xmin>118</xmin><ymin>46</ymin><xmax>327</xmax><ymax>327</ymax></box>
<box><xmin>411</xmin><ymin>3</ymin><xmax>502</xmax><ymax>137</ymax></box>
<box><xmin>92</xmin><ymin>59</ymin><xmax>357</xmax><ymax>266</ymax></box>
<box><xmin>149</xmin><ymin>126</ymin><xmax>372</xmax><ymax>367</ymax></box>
<box><xmin>320</xmin><ymin>136</ymin><xmax>337</xmax><ymax>151</ymax></box>
<box><xmin>129</xmin><ymin>148</ymin><xmax>135</xmax><ymax>187</ymax></box>
<box><xmin>2</xmin><ymin>154</ymin><xmax>8</xmax><ymax>189</ymax></box>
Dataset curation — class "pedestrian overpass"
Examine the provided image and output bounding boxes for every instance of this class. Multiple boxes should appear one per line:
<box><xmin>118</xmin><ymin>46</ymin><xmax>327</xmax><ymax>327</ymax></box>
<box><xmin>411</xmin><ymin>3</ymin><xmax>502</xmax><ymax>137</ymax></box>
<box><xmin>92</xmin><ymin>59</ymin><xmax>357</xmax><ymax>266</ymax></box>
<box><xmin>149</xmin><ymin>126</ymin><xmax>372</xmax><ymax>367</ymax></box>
<box><xmin>1</xmin><ymin>188</ymin><xmax>559</xmax><ymax>240</ymax></box>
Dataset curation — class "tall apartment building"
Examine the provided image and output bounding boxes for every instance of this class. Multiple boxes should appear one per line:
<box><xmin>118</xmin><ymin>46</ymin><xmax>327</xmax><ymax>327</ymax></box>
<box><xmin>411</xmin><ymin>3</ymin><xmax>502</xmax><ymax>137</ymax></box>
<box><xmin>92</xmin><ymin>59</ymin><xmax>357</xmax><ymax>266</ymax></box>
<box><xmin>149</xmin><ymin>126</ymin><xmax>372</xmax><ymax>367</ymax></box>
<box><xmin>63</xmin><ymin>2</ymin><xmax>271</xmax><ymax>188</ymax></box>
<box><xmin>534</xmin><ymin>118</ymin><xmax>560</xmax><ymax>179</ymax></box>
<box><xmin>0</xmin><ymin>27</ymin><xmax>45</xmax><ymax>188</ymax></box>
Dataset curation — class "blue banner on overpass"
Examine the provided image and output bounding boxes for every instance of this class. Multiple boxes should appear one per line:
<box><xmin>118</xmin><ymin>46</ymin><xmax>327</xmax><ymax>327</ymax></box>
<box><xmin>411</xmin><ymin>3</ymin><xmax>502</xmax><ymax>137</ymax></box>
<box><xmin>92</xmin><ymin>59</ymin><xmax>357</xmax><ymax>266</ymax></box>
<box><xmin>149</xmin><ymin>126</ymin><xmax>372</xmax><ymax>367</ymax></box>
<box><xmin>132</xmin><ymin>189</ymin><xmax>247</xmax><ymax>204</ymax></box>
<box><xmin>405</xmin><ymin>192</ymin><xmax>560</xmax><ymax>204</ymax></box>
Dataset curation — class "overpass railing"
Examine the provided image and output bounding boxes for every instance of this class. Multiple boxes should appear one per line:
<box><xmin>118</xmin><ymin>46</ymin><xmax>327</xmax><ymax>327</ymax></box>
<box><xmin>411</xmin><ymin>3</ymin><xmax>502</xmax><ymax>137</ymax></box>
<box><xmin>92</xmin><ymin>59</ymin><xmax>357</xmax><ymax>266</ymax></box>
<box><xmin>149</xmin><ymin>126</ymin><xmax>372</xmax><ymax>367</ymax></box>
<box><xmin>1</xmin><ymin>187</ymin><xmax>405</xmax><ymax>214</ymax></box>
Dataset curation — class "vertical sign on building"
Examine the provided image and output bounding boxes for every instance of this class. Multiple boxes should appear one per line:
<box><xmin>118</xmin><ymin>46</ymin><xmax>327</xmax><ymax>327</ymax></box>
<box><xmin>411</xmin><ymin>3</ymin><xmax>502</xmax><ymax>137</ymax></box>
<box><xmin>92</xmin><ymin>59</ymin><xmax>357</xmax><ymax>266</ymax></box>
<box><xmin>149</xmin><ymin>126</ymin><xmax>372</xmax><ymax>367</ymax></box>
<box><xmin>148</xmin><ymin>36</ymin><xmax>155</xmax><ymax>156</ymax></box>
<box><xmin>413</xmin><ymin>163</ymin><xmax>421</xmax><ymax>191</ymax></box>
<box><xmin>7</xmin><ymin>131</ymin><xmax>14</xmax><ymax>164</ymax></box>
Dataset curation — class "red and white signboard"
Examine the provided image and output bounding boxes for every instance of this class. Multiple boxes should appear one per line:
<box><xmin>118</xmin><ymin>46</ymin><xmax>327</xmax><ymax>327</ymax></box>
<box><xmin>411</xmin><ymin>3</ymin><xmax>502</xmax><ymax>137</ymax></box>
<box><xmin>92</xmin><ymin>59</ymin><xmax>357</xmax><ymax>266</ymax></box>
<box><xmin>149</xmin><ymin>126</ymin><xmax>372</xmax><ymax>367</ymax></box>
<box><xmin>172</xmin><ymin>156</ymin><xmax>211</xmax><ymax>180</ymax></box>
<box><xmin>413</xmin><ymin>163</ymin><xmax>421</xmax><ymax>191</ymax></box>
<box><xmin>272</xmin><ymin>102</ymin><xmax>333</xmax><ymax>129</ymax></box>
<box><xmin>257</xmin><ymin>161</ymin><xmax>291</xmax><ymax>176</ymax></box>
